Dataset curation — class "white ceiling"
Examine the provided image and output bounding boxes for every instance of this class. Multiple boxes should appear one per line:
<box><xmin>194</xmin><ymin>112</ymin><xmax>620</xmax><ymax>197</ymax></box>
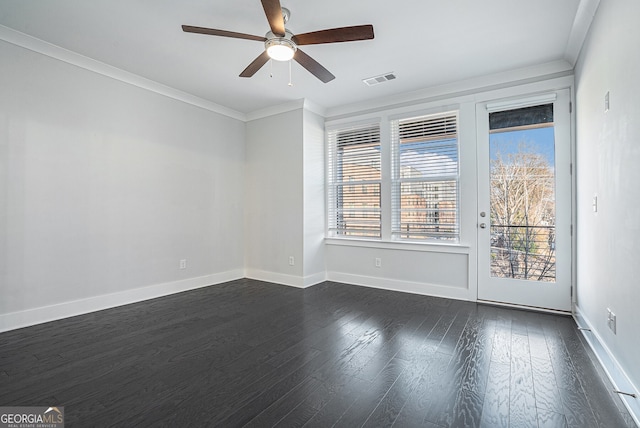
<box><xmin>0</xmin><ymin>0</ymin><xmax>594</xmax><ymax>116</ymax></box>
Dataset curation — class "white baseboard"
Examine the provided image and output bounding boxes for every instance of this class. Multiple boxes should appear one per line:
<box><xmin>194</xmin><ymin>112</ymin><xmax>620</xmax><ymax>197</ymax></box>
<box><xmin>326</xmin><ymin>271</ymin><xmax>472</xmax><ymax>302</ymax></box>
<box><xmin>0</xmin><ymin>269</ymin><xmax>244</xmax><ymax>333</ymax></box>
<box><xmin>574</xmin><ymin>306</ymin><xmax>640</xmax><ymax>426</ymax></box>
<box><xmin>303</xmin><ymin>271</ymin><xmax>327</xmax><ymax>288</ymax></box>
<box><xmin>245</xmin><ymin>269</ymin><xmax>325</xmax><ymax>289</ymax></box>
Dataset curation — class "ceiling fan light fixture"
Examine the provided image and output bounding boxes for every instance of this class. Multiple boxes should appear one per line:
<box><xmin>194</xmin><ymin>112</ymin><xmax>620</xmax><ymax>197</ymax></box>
<box><xmin>265</xmin><ymin>37</ymin><xmax>297</xmax><ymax>61</ymax></box>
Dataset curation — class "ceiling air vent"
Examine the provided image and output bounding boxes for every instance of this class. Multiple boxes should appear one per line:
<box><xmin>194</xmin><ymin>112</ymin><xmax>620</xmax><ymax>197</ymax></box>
<box><xmin>363</xmin><ymin>72</ymin><xmax>396</xmax><ymax>86</ymax></box>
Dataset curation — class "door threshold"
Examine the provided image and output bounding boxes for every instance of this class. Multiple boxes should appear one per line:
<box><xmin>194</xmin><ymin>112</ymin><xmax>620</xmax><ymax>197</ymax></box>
<box><xmin>478</xmin><ymin>299</ymin><xmax>572</xmax><ymax>316</ymax></box>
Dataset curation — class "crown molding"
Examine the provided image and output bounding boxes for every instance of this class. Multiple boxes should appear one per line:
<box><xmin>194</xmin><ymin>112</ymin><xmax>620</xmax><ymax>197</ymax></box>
<box><xmin>245</xmin><ymin>98</ymin><xmax>327</xmax><ymax>121</ymax></box>
<box><xmin>302</xmin><ymin>99</ymin><xmax>327</xmax><ymax>118</ymax></box>
<box><xmin>245</xmin><ymin>99</ymin><xmax>305</xmax><ymax>121</ymax></box>
<box><xmin>325</xmin><ymin>60</ymin><xmax>574</xmax><ymax>120</ymax></box>
<box><xmin>0</xmin><ymin>24</ymin><xmax>246</xmax><ymax>122</ymax></box>
<box><xmin>564</xmin><ymin>0</ymin><xmax>601</xmax><ymax>66</ymax></box>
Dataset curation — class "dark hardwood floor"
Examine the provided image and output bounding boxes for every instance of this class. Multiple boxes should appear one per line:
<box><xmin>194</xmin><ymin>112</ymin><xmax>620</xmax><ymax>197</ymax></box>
<box><xmin>0</xmin><ymin>279</ymin><xmax>635</xmax><ymax>427</ymax></box>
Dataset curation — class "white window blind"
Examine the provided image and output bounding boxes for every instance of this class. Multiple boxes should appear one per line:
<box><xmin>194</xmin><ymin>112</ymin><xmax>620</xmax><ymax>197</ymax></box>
<box><xmin>327</xmin><ymin>122</ymin><xmax>381</xmax><ymax>238</ymax></box>
<box><xmin>391</xmin><ymin>112</ymin><xmax>459</xmax><ymax>241</ymax></box>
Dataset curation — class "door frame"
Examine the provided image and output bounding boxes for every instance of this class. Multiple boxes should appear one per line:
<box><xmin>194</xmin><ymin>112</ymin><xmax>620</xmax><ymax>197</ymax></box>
<box><xmin>475</xmin><ymin>88</ymin><xmax>574</xmax><ymax>312</ymax></box>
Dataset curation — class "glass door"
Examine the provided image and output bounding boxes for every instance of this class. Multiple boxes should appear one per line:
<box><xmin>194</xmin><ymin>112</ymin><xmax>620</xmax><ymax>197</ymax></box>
<box><xmin>476</xmin><ymin>89</ymin><xmax>572</xmax><ymax>311</ymax></box>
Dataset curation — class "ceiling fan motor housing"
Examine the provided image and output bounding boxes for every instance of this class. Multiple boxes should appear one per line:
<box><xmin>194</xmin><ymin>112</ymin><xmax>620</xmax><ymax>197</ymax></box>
<box><xmin>281</xmin><ymin>7</ymin><xmax>291</xmax><ymax>24</ymax></box>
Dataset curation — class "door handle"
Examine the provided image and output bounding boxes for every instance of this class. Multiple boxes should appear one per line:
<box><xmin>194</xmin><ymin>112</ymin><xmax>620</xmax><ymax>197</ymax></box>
<box><xmin>479</xmin><ymin>223</ymin><xmax>487</xmax><ymax>229</ymax></box>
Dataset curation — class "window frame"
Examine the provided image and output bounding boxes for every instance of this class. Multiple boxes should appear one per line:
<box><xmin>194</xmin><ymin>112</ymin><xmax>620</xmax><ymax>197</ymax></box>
<box><xmin>390</xmin><ymin>111</ymin><xmax>461</xmax><ymax>242</ymax></box>
<box><xmin>326</xmin><ymin>106</ymin><xmax>463</xmax><ymax>245</ymax></box>
<box><xmin>326</xmin><ymin>121</ymin><xmax>382</xmax><ymax>239</ymax></box>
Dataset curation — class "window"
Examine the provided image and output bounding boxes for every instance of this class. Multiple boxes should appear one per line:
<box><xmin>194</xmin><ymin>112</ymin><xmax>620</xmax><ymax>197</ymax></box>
<box><xmin>327</xmin><ymin>110</ymin><xmax>460</xmax><ymax>243</ymax></box>
<box><xmin>391</xmin><ymin>112</ymin><xmax>459</xmax><ymax>241</ymax></box>
<box><xmin>327</xmin><ymin>122</ymin><xmax>381</xmax><ymax>238</ymax></box>
<box><xmin>488</xmin><ymin>104</ymin><xmax>556</xmax><ymax>281</ymax></box>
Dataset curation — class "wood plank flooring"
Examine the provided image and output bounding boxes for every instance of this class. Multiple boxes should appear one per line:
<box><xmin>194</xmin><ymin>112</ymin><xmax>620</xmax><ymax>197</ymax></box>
<box><xmin>0</xmin><ymin>279</ymin><xmax>635</xmax><ymax>427</ymax></box>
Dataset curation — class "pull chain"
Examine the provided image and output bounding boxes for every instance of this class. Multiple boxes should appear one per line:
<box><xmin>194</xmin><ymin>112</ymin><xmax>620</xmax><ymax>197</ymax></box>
<box><xmin>288</xmin><ymin>59</ymin><xmax>293</xmax><ymax>87</ymax></box>
<box><xmin>270</xmin><ymin>59</ymin><xmax>273</xmax><ymax>78</ymax></box>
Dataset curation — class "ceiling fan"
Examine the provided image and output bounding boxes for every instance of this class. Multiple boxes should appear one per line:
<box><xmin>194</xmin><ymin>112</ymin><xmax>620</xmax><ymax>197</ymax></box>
<box><xmin>182</xmin><ymin>0</ymin><xmax>374</xmax><ymax>83</ymax></box>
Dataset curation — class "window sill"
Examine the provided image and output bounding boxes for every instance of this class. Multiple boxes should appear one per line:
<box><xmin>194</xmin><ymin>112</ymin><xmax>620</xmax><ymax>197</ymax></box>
<box><xmin>324</xmin><ymin>237</ymin><xmax>470</xmax><ymax>254</ymax></box>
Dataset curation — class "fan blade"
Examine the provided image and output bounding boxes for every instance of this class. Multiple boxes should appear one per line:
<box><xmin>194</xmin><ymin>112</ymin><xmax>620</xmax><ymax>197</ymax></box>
<box><xmin>182</xmin><ymin>25</ymin><xmax>266</xmax><ymax>42</ymax></box>
<box><xmin>292</xmin><ymin>25</ymin><xmax>374</xmax><ymax>45</ymax></box>
<box><xmin>261</xmin><ymin>0</ymin><xmax>285</xmax><ymax>36</ymax></box>
<box><xmin>262</xmin><ymin>0</ymin><xmax>284</xmax><ymax>37</ymax></box>
<box><xmin>294</xmin><ymin>49</ymin><xmax>335</xmax><ymax>83</ymax></box>
<box><xmin>240</xmin><ymin>51</ymin><xmax>271</xmax><ymax>78</ymax></box>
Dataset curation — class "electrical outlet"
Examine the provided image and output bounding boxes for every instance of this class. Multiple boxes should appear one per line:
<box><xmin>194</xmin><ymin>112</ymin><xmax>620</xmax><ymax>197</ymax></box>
<box><xmin>375</xmin><ymin>258</ymin><xmax>382</xmax><ymax>268</ymax></box>
<box><xmin>289</xmin><ymin>256</ymin><xmax>295</xmax><ymax>266</ymax></box>
<box><xmin>607</xmin><ymin>308</ymin><xmax>617</xmax><ymax>334</ymax></box>
<box><xmin>179</xmin><ymin>259</ymin><xmax>187</xmax><ymax>270</ymax></box>
<box><xmin>592</xmin><ymin>195</ymin><xmax>598</xmax><ymax>213</ymax></box>
<box><xmin>605</xmin><ymin>91</ymin><xmax>610</xmax><ymax>112</ymax></box>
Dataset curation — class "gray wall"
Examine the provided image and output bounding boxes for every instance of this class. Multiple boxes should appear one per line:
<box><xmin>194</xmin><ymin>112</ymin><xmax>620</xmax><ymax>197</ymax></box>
<box><xmin>244</xmin><ymin>107</ymin><xmax>326</xmax><ymax>287</ymax></box>
<box><xmin>575</xmin><ymin>0</ymin><xmax>640</xmax><ymax>400</ymax></box>
<box><xmin>0</xmin><ymin>40</ymin><xmax>245</xmax><ymax>329</ymax></box>
<box><xmin>244</xmin><ymin>109</ymin><xmax>305</xmax><ymax>284</ymax></box>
